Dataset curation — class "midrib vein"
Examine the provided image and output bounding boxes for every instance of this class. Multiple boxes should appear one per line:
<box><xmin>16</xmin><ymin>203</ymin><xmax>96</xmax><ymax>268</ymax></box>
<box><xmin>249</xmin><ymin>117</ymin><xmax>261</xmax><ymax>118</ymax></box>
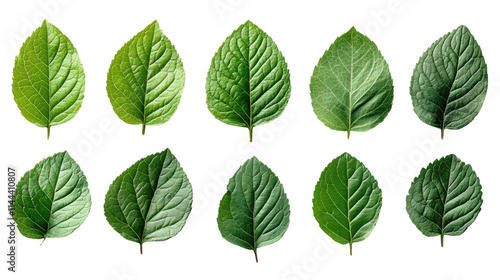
<box><xmin>441</xmin><ymin>30</ymin><xmax>464</xmax><ymax>130</ymax></box>
<box><xmin>142</xmin><ymin>25</ymin><xmax>156</xmax><ymax>125</ymax></box>
<box><xmin>45</xmin><ymin>24</ymin><xmax>52</xmax><ymax>125</ymax></box>
<box><xmin>348</xmin><ymin>31</ymin><xmax>354</xmax><ymax>132</ymax></box>
<box><xmin>247</xmin><ymin>23</ymin><xmax>253</xmax><ymax>130</ymax></box>
<box><xmin>45</xmin><ymin>157</ymin><xmax>64</xmax><ymax>237</ymax></box>
<box><xmin>140</xmin><ymin>158</ymin><xmax>161</xmax><ymax>242</ymax></box>
<box><xmin>440</xmin><ymin>159</ymin><xmax>454</xmax><ymax>235</ymax></box>
<box><xmin>346</xmin><ymin>158</ymin><xmax>353</xmax><ymax>245</ymax></box>
<box><xmin>250</xmin><ymin>163</ymin><xmax>257</xmax><ymax>249</ymax></box>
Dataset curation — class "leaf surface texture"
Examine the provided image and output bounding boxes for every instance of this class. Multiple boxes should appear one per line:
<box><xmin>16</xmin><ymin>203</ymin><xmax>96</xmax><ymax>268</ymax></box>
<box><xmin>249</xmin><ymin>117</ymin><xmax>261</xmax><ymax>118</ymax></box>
<box><xmin>104</xmin><ymin>148</ymin><xmax>192</xmax><ymax>253</ymax></box>
<box><xmin>12</xmin><ymin>20</ymin><xmax>85</xmax><ymax>138</ymax></box>
<box><xmin>312</xmin><ymin>152</ymin><xmax>382</xmax><ymax>255</ymax></box>
<box><xmin>14</xmin><ymin>151</ymin><xmax>91</xmax><ymax>239</ymax></box>
<box><xmin>410</xmin><ymin>25</ymin><xmax>488</xmax><ymax>138</ymax></box>
<box><xmin>107</xmin><ymin>20</ymin><xmax>185</xmax><ymax>134</ymax></box>
<box><xmin>310</xmin><ymin>27</ymin><xmax>393</xmax><ymax>138</ymax></box>
<box><xmin>206</xmin><ymin>20</ymin><xmax>291</xmax><ymax>141</ymax></box>
<box><xmin>406</xmin><ymin>154</ymin><xmax>482</xmax><ymax>246</ymax></box>
<box><xmin>217</xmin><ymin>157</ymin><xmax>290</xmax><ymax>261</ymax></box>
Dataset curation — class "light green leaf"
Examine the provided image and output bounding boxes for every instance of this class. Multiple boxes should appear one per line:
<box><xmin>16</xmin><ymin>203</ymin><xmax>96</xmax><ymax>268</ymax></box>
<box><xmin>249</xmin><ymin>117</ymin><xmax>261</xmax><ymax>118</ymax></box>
<box><xmin>310</xmin><ymin>27</ymin><xmax>393</xmax><ymax>139</ymax></box>
<box><xmin>107</xmin><ymin>20</ymin><xmax>185</xmax><ymax>135</ymax></box>
<box><xmin>12</xmin><ymin>20</ymin><xmax>85</xmax><ymax>139</ymax></box>
<box><xmin>14</xmin><ymin>151</ymin><xmax>91</xmax><ymax>240</ymax></box>
<box><xmin>104</xmin><ymin>148</ymin><xmax>192</xmax><ymax>254</ymax></box>
<box><xmin>410</xmin><ymin>25</ymin><xmax>488</xmax><ymax>139</ymax></box>
<box><xmin>217</xmin><ymin>157</ymin><xmax>290</xmax><ymax>262</ymax></box>
<box><xmin>312</xmin><ymin>152</ymin><xmax>382</xmax><ymax>255</ymax></box>
<box><xmin>406</xmin><ymin>154</ymin><xmax>482</xmax><ymax>246</ymax></box>
<box><xmin>206</xmin><ymin>20</ymin><xmax>291</xmax><ymax>142</ymax></box>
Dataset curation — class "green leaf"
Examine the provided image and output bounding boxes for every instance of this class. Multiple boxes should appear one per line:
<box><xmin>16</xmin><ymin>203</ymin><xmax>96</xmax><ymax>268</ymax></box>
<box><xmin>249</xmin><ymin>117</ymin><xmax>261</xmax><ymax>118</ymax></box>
<box><xmin>13</xmin><ymin>151</ymin><xmax>91</xmax><ymax>240</ymax></box>
<box><xmin>406</xmin><ymin>154</ymin><xmax>482</xmax><ymax>247</ymax></box>
<box><xmin>206</xmin><ymin>20</ymin><xmax>291</xmax><ymax>142</ymax></box>
<box><xmin>312</xmin><ymin>152</ymin><xmax>382</xmax><ymax>255</ymax></box>
<box><xmin>12</xmin><ymin>20</ymin><xmax>85</xmax><ymax>139</ymax></box>
<box><xmin>410</xmin><ymin>25</ymin><xmax>488</xmax><ymax>139</ymax></box>
<box><xmin>217</xmin><ymin>157</ymin><xmax>290</xmax><ymax>262</ymax></box>
<box><xmin>310</xmin><ymin>27</ymin><xmax>393</xmax><ymax>139</ymax></box>
<box><xmin>107</xmin><ymin>20</ymin><xmax>185</xmax><ymax>135</ymax></box>
<box><xmin>104</xmin><ymin>148</ymin><xmax>193</xmax><ymax>254</ymax></box>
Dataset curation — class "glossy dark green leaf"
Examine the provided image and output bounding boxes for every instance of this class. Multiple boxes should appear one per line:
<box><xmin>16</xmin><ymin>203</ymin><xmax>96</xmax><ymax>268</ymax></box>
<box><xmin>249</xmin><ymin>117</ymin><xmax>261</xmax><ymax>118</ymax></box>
<box><xmin>410</xmin><ymin>25</ymin><xmax>488</xmax><ymax>139</ymax></box>
<box><xmin>104</xmin><ymin>148</ymin><xmax>192</xmax><ymax>254</ymax></box>
<box><xmin>14</xmin><ymin>151</ymin><xmax>91</xmax><ymax>239</ymax></box>
<box><xmin>406</xmin><ymin>154</ymin><xmax>482</xmax><ymax>246</ymax></box>
<box><xmin>12</xmin><ymin>20</ymin><xmax>85</xmax><ymax>139</ymax></box>
<box><xmin>206</xmin><ymin>20</ymin><xmax>291</xmax><ymax>142</ymax></box>
<box><xmin>312</xmin><ymin>152</ymin><xmax>382</xmax><ymax>255</ymax></box>
<box><xmin>217</xmin><ymin>157</ymin><xmax>290</xmax><ymax>262</ymax></box>
<box><xmin>107</xmin><ymin>20</ymin><xmax>185</xmax><ymax>135</ymax></box>
<box><xmin>310</xmin><ymin>27</ymin><xmax>393</xmax><ymax>138</ymax></box>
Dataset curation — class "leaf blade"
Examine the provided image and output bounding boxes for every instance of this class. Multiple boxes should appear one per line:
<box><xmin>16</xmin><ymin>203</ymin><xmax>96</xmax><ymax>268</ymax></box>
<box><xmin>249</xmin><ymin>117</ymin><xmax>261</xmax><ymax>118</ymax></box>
<box><xmin>13</xmin><ymin>151</ymin><xmax>91</xmax><ymax>239</ymax></box>
<box><xmin>206</xmin><ymin>20</ymin><xmax>291</xmax><ymax>141</ymax></box>
<box><xmin>104</xmin><ymin>148</ymin><xmax>193</xmax><ymax>253</ymax></box>
<box><xmin>312</xmin><ymin>152</ymin><xmax>382</xmax><ymax>255</ymax></box>
<box><xmin>310</xmin><ymin>27</ymin><xmax>393</xmax><ymax>138</ymax></box>
<box><xmin>406</xmin><ymin>154</ymin><xmax>482</xmax><ymax>246</ymax></box>
<box><xmin>217</xmin><ymin>157</ymin><xmax>290</xmax><ymax>261</ymax></box>
<box><xmin>12</xmin><ymin>20</ymin><xmax>85</xmax><ymax>138</ymax></box>
<box><xmin>107</xmin><ymin>20</ymin><xmax>185</xmax><ymax>134</ymax></box>
<box><xmin>410</xmin><ymin>25</ymin><xmax>488</xmax><ymax>138</ymax></box>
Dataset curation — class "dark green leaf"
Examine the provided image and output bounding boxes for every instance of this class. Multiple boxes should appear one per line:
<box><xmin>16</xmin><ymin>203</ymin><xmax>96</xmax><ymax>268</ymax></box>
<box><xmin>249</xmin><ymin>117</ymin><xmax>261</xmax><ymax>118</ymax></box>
<box><xmin>217</xmin><ymin>157</ymin><xmax>290</xmax><ymax>262</ymax></box>
<box><xmin>206</xmin><ymin>20</ymin><xmax>291</xmax><ymax>142</ymax></box>
<box><xmin>14</xmin><ymin>151</ymin><xmax>91</xmax><ymax>239</ymax></box>
<box><xmin>310</xmin><ymin>27</ymin><xmax>393</xmax><ymax>138</ymax></box>
<box><xmin>12</xmin><ymin>20</ymin><xmax>85</xmax><ymax>139</ymax></box>
<box><xmin>312</xmin><ymin>152</ymin><xmax>382</xmax><ymax>255</ymax></box>
<box><xmin>406</xmin><ymin>154</ymin><xmax>482</xmax><ymax>246</ymax></box>
<box><xmin>107</xmin><ymin>20</ymin><xmax>185</xmax><ymax>135</ymax></box>
<box><xmin>410</xmin><ymin>25</ymin><xmax>488</xmax><ymax>139</ymax></box>
<box><xmin>104</xmin><ymin>148</ymin><xmax>192</xmax><ymax>254</ymax></box>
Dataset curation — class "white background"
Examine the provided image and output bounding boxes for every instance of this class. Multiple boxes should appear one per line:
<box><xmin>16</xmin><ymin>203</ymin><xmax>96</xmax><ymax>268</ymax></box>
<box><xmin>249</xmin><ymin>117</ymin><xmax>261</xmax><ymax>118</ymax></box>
<box><xmin>1</xmin><ymin>0</ymin><xmax>498</xmax><ymax>279</ymax></box>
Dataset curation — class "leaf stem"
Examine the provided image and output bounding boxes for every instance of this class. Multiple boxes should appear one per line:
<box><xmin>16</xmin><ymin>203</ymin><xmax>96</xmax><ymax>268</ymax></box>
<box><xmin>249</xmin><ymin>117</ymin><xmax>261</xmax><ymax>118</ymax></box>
<box><xmin>140</xmin><ymin>242</ymin><xmax>143</xmax><ymax>254</ymax></box>
<box><xmin>249</xmin><ymin>127</ymin><xmax>253</xmax><ymax>142</ymax></box>
<box><xmin>142</xmin><ymin>123</ymin><xmax>146</xmax><ymax>135</ymax></box>
<box><xmin>440</xmin><ymin>234</ymin><xmax>444</xmax><ymax>247</ymax></box>
<box><xmin>441</xmin><ymin>128</ymin><xmax>444</xmax><ymax>140</ymax></box>
<box><xmin>253</xmin><ymin>249</ymin><xmax>258</xmax><ymax>263</ymax></box>
<box><xmin>47</xmin><ymin>126</ymin><xmax>50</xmax><ymax>140</ymax></box>
<box><xmin>40</xmin><ymin>238</ymin><xmax>46</xmax><ymax>246</ymax></box>
<box><xmin>349</xmin><ymin>242</ymin><xmax>352</xmax><ymax>256</ymax></box>
<box><xmin>347</xmin><ymin>129</ymin><xmax>350</xmax><ymax>139</ymax></box>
